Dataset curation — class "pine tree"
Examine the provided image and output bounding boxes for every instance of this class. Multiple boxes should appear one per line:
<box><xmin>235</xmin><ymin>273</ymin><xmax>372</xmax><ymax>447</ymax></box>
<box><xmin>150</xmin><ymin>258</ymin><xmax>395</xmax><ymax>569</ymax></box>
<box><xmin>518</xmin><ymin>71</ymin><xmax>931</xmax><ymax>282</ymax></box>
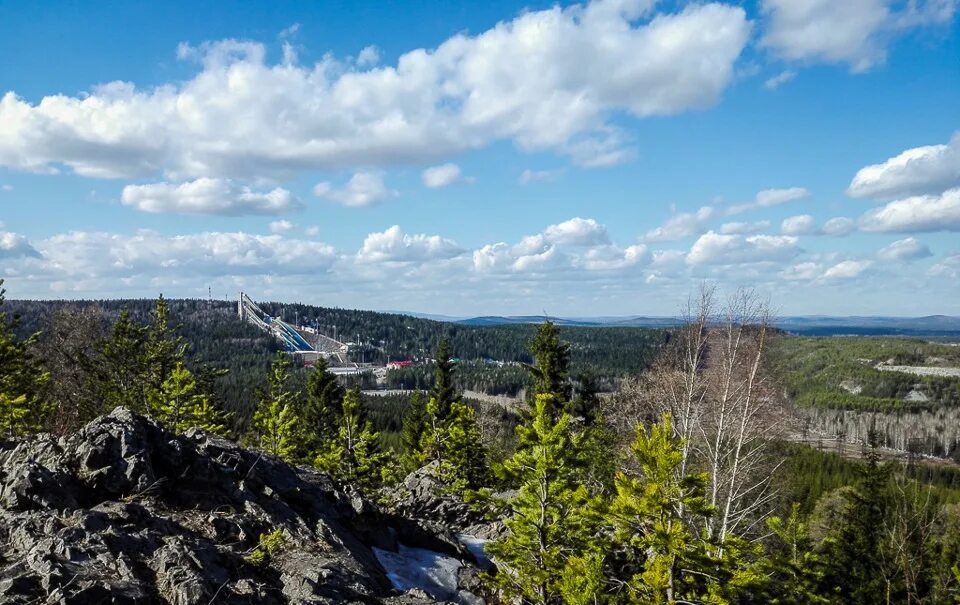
<box><xmin>304</xmin><ymin>356</ymin><xmax>345</xmax><ymax>445</ymax></box>
<box><xmin>608</xmin><ymin>413</ymin><xmax>715</xmax><ymax>604</ymax></box>
<box><xmin>400</xmin><ymin>390</ymin><xmax>428</xmax><ymax>472</ymax></box>
<box><xmin>486</xmin><ymin>394</ymin><xmax>600</xmax><ymax>605</ymax></box>
<box><xmin>151</xmin><ymin>362</ymin><xmax>226</xmax><ymax>435</ymax></box>
<box><xmin>444</xmin><ymin>401</ymin><xmax>490</xmax><ymax>491</ymax></box>
<box><xmin>251</xmin><ymin>353</ymin><xmax>303</xmax><ymax>461</ymax></box>
<box><xmin>0</xmin><ymin>280</ymin><xmax>49</xmax><ymax>436</ymax></box>
<box><xmin>756</xmin><ymin>503</ymin><xmax>830</xmax><ymax>605</ymax></box>
<box><xmin>314</xmin><ymin>387</ymin><xmax>391</xmax><ymax>490</ymax></box>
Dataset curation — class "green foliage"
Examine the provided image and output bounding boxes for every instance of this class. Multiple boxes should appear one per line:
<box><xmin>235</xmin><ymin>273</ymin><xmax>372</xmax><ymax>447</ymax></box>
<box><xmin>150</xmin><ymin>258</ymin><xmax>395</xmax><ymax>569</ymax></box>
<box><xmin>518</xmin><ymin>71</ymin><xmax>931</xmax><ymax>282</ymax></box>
<box><xmin>529</xmin><ymin>321</ymin><xmax>572</xmax><ymax>408</ymax></box>
<box><xmin>0</xmin><ymin>280</ymin><xmax>49</xmax><ymax>436</ymax></box>
<box><xmin>92</xmin><ymin>309</ymin><xmax>151</xmax><ymax>414</ymax></box>
<box><xmin>246</xmin><ymin>529</ymin><xmax>287</xmax><ymax>566</ymax></box>
<box><xmin>443</xmin><ymin>401</ymin><xmax>490</xmax><ymax>491</ymax></box>
<box><xmin>313</xmin><ymin>388</ymin><xmax>394</xmax><ymax>490</ymax></box>
<box><xmin>608</xmin><ymin>413</ymin><xmax>716</xmax><ymax>604</ymax></box>
<box><xmin>486</xmin><ymin>394</ymin><xmax>600</xmax><ymax>605</ymax></box>
<box><xmin>431</xmin><ymin>338</ymin><xmax>457</xmax><ymax>420</ymax></box>
<box><xmin>251</xmin><ymin>353</ymin><xmax>303</xmax><ymax>461</ymax></box>
<box><xmin>304</xmin><ymin>356</ymin><xmax>345</xmax><ymax>445</ymax></box>
<box><xmin>150</xmin><ymin>362</ymin><xmax>226</xmax><ymax>435</ymax></box>
<box><xmin>400</xmin><ymin>391</ymin><xmax>427</xmax><ymax>472</ymax></box>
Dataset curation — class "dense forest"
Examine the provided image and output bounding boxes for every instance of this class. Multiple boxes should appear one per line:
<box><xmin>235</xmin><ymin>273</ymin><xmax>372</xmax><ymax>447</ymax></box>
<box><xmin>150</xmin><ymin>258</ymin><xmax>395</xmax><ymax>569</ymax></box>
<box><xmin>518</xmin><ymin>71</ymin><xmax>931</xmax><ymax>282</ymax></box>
<box><xmin>3</xmin><ymin>284</ymin><xmax>960</xmax><ymax>603</ymax></box>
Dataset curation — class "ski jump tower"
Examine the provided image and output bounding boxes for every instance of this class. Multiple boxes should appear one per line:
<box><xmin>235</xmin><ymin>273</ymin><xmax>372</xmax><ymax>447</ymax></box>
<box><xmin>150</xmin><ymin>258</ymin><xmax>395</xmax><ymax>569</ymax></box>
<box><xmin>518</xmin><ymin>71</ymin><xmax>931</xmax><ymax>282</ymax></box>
<box><xmin>238</xmin><ymin>291</ymin><xmax>316</xmax><ymax>354</ymax></box>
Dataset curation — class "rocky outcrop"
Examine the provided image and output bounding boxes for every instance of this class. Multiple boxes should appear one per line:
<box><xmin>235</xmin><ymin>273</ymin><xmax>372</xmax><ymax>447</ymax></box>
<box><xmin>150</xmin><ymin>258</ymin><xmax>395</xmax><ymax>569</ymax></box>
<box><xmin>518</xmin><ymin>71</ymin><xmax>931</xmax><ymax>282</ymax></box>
<box><xmin>0</xmin><ymin>408</ymin><xmax>482</xmax><ymax>604</ymax></box>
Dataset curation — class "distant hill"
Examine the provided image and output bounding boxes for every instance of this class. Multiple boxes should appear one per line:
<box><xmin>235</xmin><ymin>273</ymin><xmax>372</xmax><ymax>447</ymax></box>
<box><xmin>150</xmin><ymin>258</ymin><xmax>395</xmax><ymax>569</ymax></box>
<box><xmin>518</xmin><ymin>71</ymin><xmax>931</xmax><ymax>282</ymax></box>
<box><xmin>453</xmin><ymin>314</ymin><xmax>960</xmax><ymax>336</ymax></box>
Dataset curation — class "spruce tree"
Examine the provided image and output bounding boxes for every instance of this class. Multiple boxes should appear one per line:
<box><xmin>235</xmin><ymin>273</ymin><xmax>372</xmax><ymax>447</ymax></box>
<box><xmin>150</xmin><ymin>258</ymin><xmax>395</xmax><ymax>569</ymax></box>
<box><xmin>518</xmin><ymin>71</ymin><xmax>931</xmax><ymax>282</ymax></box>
<box><xmin>400</xmin><ymin>390</ymin><xmax>428</xmax><ymax>472</ymax></box>
<box><xmin>0</xmin><ymin>280</ymin><xmax>49</xmax><ymax>436</ymax></box>
<box><xmin>251</xmin><ymin>352</ymin><xmax>303</xmax><ymax>461</ymax></box>
<box><xmin>486</xmin><ymin>394</ymin><xmax>599</xmax><ymax>604</ymax></box>
<box><xmin>144</xmin><ymin>295</ymin><xmax>186</xmax><ymax>393</ymax></box>
<box><xmin>304</xmin><ymin>356</ymin><xmax>345</xmax><ymax>445</ymax></box>
<box><xmin>528</xmin><ymin>321</ymin><xmax>571</xmax><ymax>412</ymax></box>
<box><xmin>92</xmin><ymin>308</ymin><xmax>150</xmax><ymax>414</ymax></box>
<box><xmin>443</xmin><ymin>401</ymin><xmax>490</xmax><ymax>491</ymax></box>
<box><xmin>430</xmin><ymin>338</ymin><xmax>457</xmax><ymax>421</ymax></box>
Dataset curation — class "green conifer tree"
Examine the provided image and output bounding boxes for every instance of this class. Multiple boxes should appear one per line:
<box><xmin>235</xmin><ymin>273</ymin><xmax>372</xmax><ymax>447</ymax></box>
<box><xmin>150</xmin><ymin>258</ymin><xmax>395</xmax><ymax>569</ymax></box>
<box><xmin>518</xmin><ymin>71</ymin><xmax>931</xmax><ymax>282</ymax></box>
<box><xmin>92</xmin><ymin>308</ymin><xmax>150</xmax><ymax>414</ymax></box>
<box><xmin>144</xmin><ymin>295</ymin><xmax>186</xmax><ymax>393</ymax></box>
<box><xmin>314</xmin><ymin>387</ymin><xmax>391</xmax><ymax>490</ymax></box>
<box><xmin>151</xmin><ymin>361</ymin><xmax>226</xmax><ymax>435</ymax></box>
<box><xmin>304</xmin><ymin>356</ymin><xmax>345</xmax><ymax>445</ymax></box>
<box><xmin>0</xmin><ymin>280</ymin><xmax>49</xmax><ymax>436</ymax></box>
<box><xmin>251</xmin><ymin>352</ymin><xmax>303</xmax><ymax>461</ymax></box>
<box><xmin>431</xmin><ymin>338</ymin><xmax>457</xmax><ymax>421</ymax></box>
<box><xmin>444</xmin><ymin>401</ymin><xmax>490</xmax><ymax>491</ymax></box>
<box><xmin>400</xmin><ymin>390</ymin><xmax>428</xmax><ymax>472</ymax></box>
<box><xmin>528</xmin><ymin>321</ymin><xmax>571</xmax><ymax>412</ymax></box>
<box><xmin>608</xmin><ymin>413</ymin><xmax>715</xmax><ymax>604</ymax></box>
<box><xmin>486</xmin><ymin>394</ymin><xmax>600</xmax><ymax>604</ymax></box>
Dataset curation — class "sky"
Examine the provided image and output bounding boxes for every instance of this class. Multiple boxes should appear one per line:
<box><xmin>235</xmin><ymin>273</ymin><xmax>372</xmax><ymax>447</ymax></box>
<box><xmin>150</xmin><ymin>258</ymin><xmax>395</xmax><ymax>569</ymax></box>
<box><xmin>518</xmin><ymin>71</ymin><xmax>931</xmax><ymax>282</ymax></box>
<box><xmin>0</xmin><ymin>0</ymin><xmax>958</xmax><ymax>317</ymax></box>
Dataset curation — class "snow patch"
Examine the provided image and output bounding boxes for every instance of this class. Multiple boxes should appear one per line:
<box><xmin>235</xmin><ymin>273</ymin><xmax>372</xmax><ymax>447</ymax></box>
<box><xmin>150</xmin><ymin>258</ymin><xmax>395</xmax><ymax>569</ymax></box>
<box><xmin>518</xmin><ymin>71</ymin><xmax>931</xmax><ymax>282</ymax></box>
<box><xmin>373</xmin><ymin>543</ymin><xmax>482</xmax><ymax>604</ymax></box>
<box><xmin>457</xmin><ymin>533</ymin><xmax>493</xmax><ymax>570</ymax></box>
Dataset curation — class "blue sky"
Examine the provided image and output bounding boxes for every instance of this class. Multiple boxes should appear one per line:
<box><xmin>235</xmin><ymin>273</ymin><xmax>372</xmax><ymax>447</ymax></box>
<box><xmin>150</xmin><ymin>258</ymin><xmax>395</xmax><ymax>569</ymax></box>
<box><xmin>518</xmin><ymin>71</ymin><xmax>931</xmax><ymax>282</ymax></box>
<box><xmin>0</xmin><ymin>0</ymin><xmax>958</xmax><ymax>316</ymax></box>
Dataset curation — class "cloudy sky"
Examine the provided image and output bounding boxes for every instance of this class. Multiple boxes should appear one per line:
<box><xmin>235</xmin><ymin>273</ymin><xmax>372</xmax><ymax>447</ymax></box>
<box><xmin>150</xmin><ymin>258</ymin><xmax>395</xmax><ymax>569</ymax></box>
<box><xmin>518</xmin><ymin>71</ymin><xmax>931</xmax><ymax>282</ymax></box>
<box><xmin>0</xmin><ymin>0</ymin><xmax>958</xmax><ymax>316</ymax></box>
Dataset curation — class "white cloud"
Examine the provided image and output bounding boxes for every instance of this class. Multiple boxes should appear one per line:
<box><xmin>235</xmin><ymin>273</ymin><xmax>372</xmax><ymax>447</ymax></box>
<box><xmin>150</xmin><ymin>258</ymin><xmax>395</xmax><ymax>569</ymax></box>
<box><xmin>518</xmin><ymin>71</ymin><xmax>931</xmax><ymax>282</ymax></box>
<box><xmin>356</xmin><ymin>225</ymin><xmax>463</xmax><ymax>263</ymax></box>
<box><xmin>687</xmin><ymin>231</ymin><xmax>801</xmax><ymax>265</ymax></box>
<box><xmin>719</xmin><ymin>220</ymin><xmax>770</xmax><ymax>234</ymax></box>
<box><xmin>579</xmin><ymin>244</ymin><xmax>648</xmax><ymax>271</ymax></box>
<box><xmin>421</xmin><ymin>163</ymin><xmax>468</xmax><ymax>188</ymax></box>
<box><xmin>644</xmin><ymin>206</ymin><xmax>714</xmax><ymax>241</ymax></box>
<box><xmin>519</xmin><ymin>168</ymin><xmax>561</xmax><ymax>185</ymax></box>
<box><xmin>780</xmin><ymin>261</ymin><xmax>821</xmax><ymax>281</ymax></box>
<box><xmin>304</xmin><ymin>226</ymin><xmax>320</xmax><ymax>236</ymax></box>
<box><xmin>269</xmin><ymin>220</ymin><xmax>294</xmax><ymax>234</ymax></box>
<box><xmin>763</xmin><ymin>70</ymin><xmax>796</xmax><ymax>90</ymax></box>
<box><xmin>780</xmin><ymin>214</ymin><xmax>818</xmax><ymax>235</ymax></box>
<box><xmin>356</xmin><ymin>45</ymin><xmax>381</xmax><ymax>67</ymax></box>
<box><xmin>0</xmin><ymin>184</ymin><xmax>12</xmax><ymax>192</ymax></box>
<box><xmin>877</xmin><ymin>237</ymin><xmax>933</xmax><ymax>262</ymax></box>
<box><xmin>928</xmin><ymin>253</ymin><xmax>960</xmax><ymax>278</ymax></box>
<box><xmin>760</xmin><ymin>0</ymin><xmax>956</xmax><ymax>72</ymax></box>
<box><xmin>728</xmin><ymin>186</ymin><xmax>810</xmax><ymax>214</ymax></box>
<box><xmin>847</xmin><ymin>132</ymin><xmax>960</xmax><ymax>199</ymax></box>
<box><xmin>0</xmin><ymin>231</ymin><xmax>40</xmax><ymax>259</ymax></box>
<box><xmin>473</xmin><ymin>241</ymin><xmax>566</xmax><ymax>274</ymax></box>
<box><xmin>822</xmin><ymin>216</ymin><xmax>856</xmax><ymax>236</ymax></box>
<box><xmin>0</xmin><ymin>2</ymin><xmax>750</xmax><ymax>178</ymax></box>
<box><xmin>859</xmin><ymin>187</ymin><xmax>960</xmax><ymax>232</ymax></box>
<box><xmin>543</xmin><ymin>217</ymin><xmax>610</xmax><ymax>246</ymax></box>
<box><xmin>121</xmin><ymin>178</ymin><xmax>302</xmax><ymax>216</ymax></box>
<box><xmin>313</xmin><ymin>172</ymin><xmax>397</xmax><ymax>207</ymax></box>
<box><xmin>822</xmin><ymin>259</ymin><xmax>872</xmax><ymax>280</ymax></box>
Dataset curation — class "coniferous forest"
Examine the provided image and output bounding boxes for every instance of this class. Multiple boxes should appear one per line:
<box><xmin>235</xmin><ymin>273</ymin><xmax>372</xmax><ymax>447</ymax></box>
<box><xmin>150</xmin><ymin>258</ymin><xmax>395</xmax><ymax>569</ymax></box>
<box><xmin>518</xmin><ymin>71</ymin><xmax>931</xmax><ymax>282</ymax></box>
<box><xmin>2</xmin><ymin>281</ymin><xmax>960</xmax><ymax>603</ymax></box>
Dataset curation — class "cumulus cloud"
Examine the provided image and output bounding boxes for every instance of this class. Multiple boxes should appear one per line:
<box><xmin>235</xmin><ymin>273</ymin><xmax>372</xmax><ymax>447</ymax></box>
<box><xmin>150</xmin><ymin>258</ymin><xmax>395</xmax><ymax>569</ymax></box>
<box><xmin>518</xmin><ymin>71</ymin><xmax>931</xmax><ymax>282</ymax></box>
<box><xmin>543</xmin><ymin>217</ymin><xmax>610</xmax><ymax>246</ymax></box>
<box><xmin>760</xmin><ymin>0</ymin><xmax>956</xmax><ymax>72</ymax></box>
<box><xmin>644</xmin><ymin>206</ymin><xmax>714</xmax><ymax>241</ymax></box>
<box><xmin>928</xmin><ymin>253</ymin><xmax>960</xmax><ymax>278</ymax></box>
<box><xmin>313</xmin><ymin>172</ymin><xmax>396</xmax><ymax>207</ymax></box>
<box><xmin>719</xmin><ymin>220</ymin><xmax>771</xmax><ymax>234</ymax></box>
<box><xmin>763</xmin><ymin>70</ymin><xmax>796</xmax><ymax>90</ymax></box>
<box><xmin>0</xmin><ymin>231</ymin><xmax>40</xmax><ymax>259</ymax></box>
<box><xmin>859</xmin><ymin>187</ymin><xmax>960</xmax><ymax>232</ymax></box>
<box><xmin>0</xmin><ymin>1</ymin><xmax>750</xmax><ymax>179</ymax></box>
<box><xmin>579</xmin><ymin>244</ymin><xmax>648</xmax><ymax>271</ymax></box>
<box><xmin>687</xmin><ymin>231</ymin><xmax>801</xmax><ymax>265</ymax></box>
<box><xmin>822</xmin><ymin>217</ymin><xmax>856</xmax><ymax>236</ymax></box>
<box><xmin>822</xmin><ymin>259</ymin><xmax>872</xmax><ymax>280</ymax></box>
<box><xmin>356</xmin><ymin>225</ymin><xmax>463</xmax><ymax>263</ymax></box>
<box><xmin>121</xmin><ymin>178</ymin><xmax>302</xmax><ymax>215</ymax></box>
<box><xmin>421</xmin><ymin>163</ymin><xmax>469</xmax><ymax>188</ymax></box>
<box><xmin>269</xmin><ymin>220</ymin><xmax>294</xmax><ymax>234</ymax></box>
<box><xmin>304</xmin><ymin>226</ymin><xmax>320</xmax><ymax>237</ymax></box>
<box><xmin>780</xmin><ymin>214</ymin><xmax>818</xmax><ymax>235</ymax></box>
<box><xmin>847</xmin><ymin>132</ymin><xmax>960</xmax><ymax>199</ymax></box>
<box><xmin>877</xmin><ymin>237</ymin><xmax>933</xmax><ymax>262</ymax></box>
<box><xmin>728</xmin><ymin>186</ymin><xmax>810</xmax><ymax>214</ymax></box>
<box><xmin>473</xmin><ymin>241</ymin><xmax>565</xmax><ymax>274</ymax></box>
<box><xmin>780</xmin><ymin>261</ymin><xmax>822</xmax><ymax>281</ymax></box>
<box><xmin>356</xmin><ymin>45</ymin><xmax>381</xmax><ymax>67</ymax></box>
